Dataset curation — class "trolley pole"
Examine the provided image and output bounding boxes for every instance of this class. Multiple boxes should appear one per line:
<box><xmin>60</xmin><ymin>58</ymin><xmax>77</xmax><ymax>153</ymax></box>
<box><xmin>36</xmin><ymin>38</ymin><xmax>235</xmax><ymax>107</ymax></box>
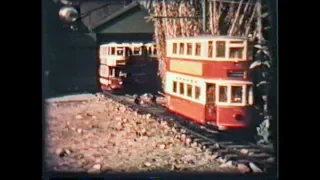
<box><xmin>202</xmin><ymin>0</ymin><xmax>207</xmax><ymax>32</ymax></box>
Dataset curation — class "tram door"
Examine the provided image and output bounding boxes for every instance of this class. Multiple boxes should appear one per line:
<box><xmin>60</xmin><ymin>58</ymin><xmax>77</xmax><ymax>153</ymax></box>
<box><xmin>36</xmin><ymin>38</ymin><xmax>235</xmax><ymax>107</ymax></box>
<box><xmin>205</xmin><ymin>83</ymin><xmax>217</xmax><ymax>122</ymax></box>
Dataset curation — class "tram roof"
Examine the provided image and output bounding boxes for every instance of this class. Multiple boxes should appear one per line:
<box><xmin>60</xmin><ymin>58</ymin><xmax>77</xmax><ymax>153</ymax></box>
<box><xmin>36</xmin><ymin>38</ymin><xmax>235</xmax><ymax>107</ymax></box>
<box><xmin>166</xmin><ymin>35</ymin><xmax>248</xmax><ymax>41</ymax></box>
<box><xmin>100</xmin><ymin>42</ymin><xmax>155</xmax><ymax>46</ymax></box>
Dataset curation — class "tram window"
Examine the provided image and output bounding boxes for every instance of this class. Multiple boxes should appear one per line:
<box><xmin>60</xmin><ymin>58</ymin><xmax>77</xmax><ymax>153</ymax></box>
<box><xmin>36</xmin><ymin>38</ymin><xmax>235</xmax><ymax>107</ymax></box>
<box><xmin>148</xmin><ymin>46</ymin><xmax>152</xmax><ymax>55</ymax></box>
<box><xmin>219</xmin><ymin>86</ymin><xmax>228</xmax><ymax>103</ymax></box>
<box><xmin>208</xmin><ymin>41</ymin><xmax>213</xmax><ymax>58</ymax></box>
<box><xmin>248</xmin><ymin>41</ymin><xmax>254</xmax><ymax>59</ymax></box>
<box><xmin>195</xmin><ymin>86</ymin><xmax>201</xmax><ymax>99</ymax></box>
<box><xmin>109</xmin><ymin>67</ymin><xmax>114</xmax><ymax>77</ymax></box>
<box><xmin>187</xmin><ymin>84</ymin><xmax>192</xmax><ymax>97</ymax></box>
<box><xmin>126</xmin><ymin>47</ymin><xmax>132</xmax><ymax>56</ymax></box>
<box><xmin>179</xmin><ymin>82</ymin><xmax>185</xmax><ymax>95</ymax></box>
<box><xmin>111</xmin><ymin>47</ymin><xmax>116</xmax><ymax>55</ymax></box>
<box><xmin>179</xmin><ymin>43</ymin><xmax>184</xmax><ymax>55</ymax></box>
<box><xmin>206</xmin><ymin>84</ymin><xmax>215</xmax><ymax>103</ymax></box>
<box><xmin>117</xmin><ymin>49</ymin><xmax>124</xmax><ymax>56</ymax></box>
<box><xmin>133</xmin><ymin>47</ymin><xmax>141</xmax><ymax>55</ymax></box>
<box><xmin>115</xmin><ymin>68</ymin><xmax>120</xmax><ymax>77</ymax></box>
<box><xmin>246</xmin><ymin>85</ymin><xmax>253</xmax><ymax>104</ymax></box>
<box><xmin>216</xmin><ymin>41</ymin><xmax>226</xmax><ymax>57</ymax></box>
<box><xmin>229</xmin><ymin>47</ymin><xmax>244</xmax><ymax>59</ymax></box>
<box><xmin>153</xmin><ymin>46</ymin><xmax>157</xmax><ymax>55</ymax></box>
<box><xmin>195</xmin><ymin>43</ymin><xmax>201</xmax><ymax>56</ymax></box>
<box><xmin>141</xmin><ymin>46</ymin><xmax>146</xmax><ymax>55</ymax></box>
<box><xmin>173</xmin><ymin>43</ymin><xmax>177</xmax><ymax>54</ymax></box>
<box><xmin>173</xmin><ymin>81</ymin><xmax>177</xmax><ymax>93</ymax></box>
<box><xmin>231</xmin><ymin>86</ymin><xmax>243</xmax><ymax>103</ymax></box>
<box><xmin>114</xmin><ymin>67</ymin><xmax>126</xmax><ymax>78</ymax></box>
<box><xmin>186</xmin><ymin>43</ymin><xmax>192</xmax><ymax>55</ymax></box>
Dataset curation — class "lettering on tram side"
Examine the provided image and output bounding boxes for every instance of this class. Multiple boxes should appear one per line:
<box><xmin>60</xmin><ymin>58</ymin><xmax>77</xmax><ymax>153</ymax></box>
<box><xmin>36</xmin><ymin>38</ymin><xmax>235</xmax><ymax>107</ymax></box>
<box><xmin>170</xmin><ymin>60</ymin><xmax>203</xmax><ymax>76</ymax></box>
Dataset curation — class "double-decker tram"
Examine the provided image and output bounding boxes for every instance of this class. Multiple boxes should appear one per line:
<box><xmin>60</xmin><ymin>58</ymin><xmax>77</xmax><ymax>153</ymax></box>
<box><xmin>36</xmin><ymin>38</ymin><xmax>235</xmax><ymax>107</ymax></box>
<box><xmin>164</xmin><ymin>35</ymin><xmax>254</xmax><ymax>130</ymax></box>
<box><xmin>165</xmin><ymin>35</ymin><xmax>252</xmax><ymax>80</ymax></box>
<box><xmin>126</xmin><ymin>42</ymin><xmax>156</xmax><ymax>85</ymax></box>
<box><xmin>98</xmin><ymin>43</ymin><xmax>131</xmax><ymax>91</ymax></box>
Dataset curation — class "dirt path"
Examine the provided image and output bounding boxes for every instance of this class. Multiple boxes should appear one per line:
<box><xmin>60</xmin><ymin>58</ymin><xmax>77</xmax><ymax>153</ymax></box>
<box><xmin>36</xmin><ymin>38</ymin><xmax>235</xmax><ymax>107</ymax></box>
<box><xmin>44</xmin><ymin>93</ymin><xmax>241</xmax><ymax>173</ymax></box>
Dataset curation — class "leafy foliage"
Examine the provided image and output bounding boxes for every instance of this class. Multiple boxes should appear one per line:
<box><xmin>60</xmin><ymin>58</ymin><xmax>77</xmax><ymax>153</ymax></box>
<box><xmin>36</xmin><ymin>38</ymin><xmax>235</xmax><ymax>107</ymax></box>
<box><xmin>250</xmin><ymin>0</ymin><xmax>274</xmax><ymax>146</ymax></box>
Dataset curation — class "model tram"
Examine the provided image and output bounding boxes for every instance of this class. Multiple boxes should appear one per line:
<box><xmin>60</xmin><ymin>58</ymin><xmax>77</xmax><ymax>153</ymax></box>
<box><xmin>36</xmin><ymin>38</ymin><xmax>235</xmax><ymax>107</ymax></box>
<box><xmin>164</xmin><ymin>35</ymin><xmax>254</xmax><ymax>130</ymax></box>
<box><xmin>98</xmin><ymin>43</ymin><xmax>131</xmax><ymax>91</ymax></box>
<box><xmin>98</xmin><ymin>42</ymin><xmax>158</xmax><ymax>91</ymax></box>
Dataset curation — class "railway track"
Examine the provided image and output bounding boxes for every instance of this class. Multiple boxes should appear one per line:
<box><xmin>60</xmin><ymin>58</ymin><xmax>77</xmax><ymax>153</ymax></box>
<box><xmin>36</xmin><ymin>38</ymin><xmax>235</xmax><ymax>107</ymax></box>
<box><xmin>101</xmin><ymin>91</ymin><xmax>277</xmax><ymax>174</ymax></box>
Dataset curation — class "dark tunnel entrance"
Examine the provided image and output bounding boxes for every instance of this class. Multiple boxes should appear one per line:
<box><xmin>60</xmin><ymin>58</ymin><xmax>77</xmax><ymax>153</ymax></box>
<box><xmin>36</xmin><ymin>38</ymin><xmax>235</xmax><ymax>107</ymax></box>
<box><xmin>47</xmin><ymin>33</ymin><xmax>99</xmax><ymax>98</ymax></box>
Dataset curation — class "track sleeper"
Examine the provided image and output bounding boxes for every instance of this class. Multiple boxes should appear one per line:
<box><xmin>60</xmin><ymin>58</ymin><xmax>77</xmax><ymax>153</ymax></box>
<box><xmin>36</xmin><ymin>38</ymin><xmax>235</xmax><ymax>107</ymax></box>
<box><xmin>217</xmin><ymin>141</ymin><xmax>234</xmax><ymax>146</ymax></box>
<box><xmin>207</xmin><ymin>145</ymin><xmax>220</xmax><ymax>151</ymax></box>
<box><xmin>216</xmin><ymin>149</ymin><xmax>233</xmax><ymax>156</ymax></box>
<box><xmin>223</xmin><ymin>154</ymin><xmax>239</xmax><ymax>161</ymax></box>
<box><xmin>201</xmin><ymin>142</ymin><xmax>214</xmax><ymax>146</ymax></box>
<box><xmin>224</xmin><ymin>145</ymin><xmax>252</xmax><ymax>149</ymax></box>
<box><xmin>248</xmin><ymin>152</ymin><xmax>273</xmax><ymax>158</ymax></box>
<box><xmin>234</xmin><ymin>159</ymin><xmax>251</xmax><ymax>164</ymax></box>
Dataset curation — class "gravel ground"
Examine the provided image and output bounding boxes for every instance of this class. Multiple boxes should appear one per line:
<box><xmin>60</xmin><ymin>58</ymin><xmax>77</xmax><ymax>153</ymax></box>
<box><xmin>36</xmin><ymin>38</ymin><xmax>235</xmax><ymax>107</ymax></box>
<box><xmin>44</xmin><ymin>93</ymin><xmax>242</xmax><ymax>174</ymax></box>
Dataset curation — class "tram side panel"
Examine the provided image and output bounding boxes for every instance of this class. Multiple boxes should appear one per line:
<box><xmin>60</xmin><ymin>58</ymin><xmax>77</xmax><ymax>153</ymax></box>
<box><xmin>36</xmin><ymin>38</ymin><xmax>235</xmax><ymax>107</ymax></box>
<box><xmin>165</xmin><ymin>71</ymin><xmax>254</xmax><ymax>130</ymax></box>
<box><xmin>166</xmin><ymin>58</ymin><xmax>251</xmax><ymax>81</ymax></box>
<box><xmin>167</xmin><ymin>95</ymin><xmax>207</xmax><ymax>124</ymax></box>
<box><xmin>165</xmin><ymin>72</ymin><xmax>208</xmax><ymax>124</ymax></box>
<box><xmin>216</xmin><ymin>106</ymin><xmax>253</xmax><ymax>129</ymax></box>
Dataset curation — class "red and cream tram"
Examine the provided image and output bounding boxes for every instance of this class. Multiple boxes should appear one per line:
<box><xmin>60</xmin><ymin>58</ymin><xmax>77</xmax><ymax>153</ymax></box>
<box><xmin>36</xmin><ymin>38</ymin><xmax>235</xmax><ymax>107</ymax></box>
<box><xmin>164</xmin><ymin>35</ymin><xmax>253</xmax><ymax>130</ymax></box>
<box><xmin>126</xmin><ymin>42</ymin><xmax>157</xmax><ymax>85</ymax></box>
<box><xmin>98</xmin><ymin>43</ymin><xmax>130</xmax><ymax>91</ymax></box>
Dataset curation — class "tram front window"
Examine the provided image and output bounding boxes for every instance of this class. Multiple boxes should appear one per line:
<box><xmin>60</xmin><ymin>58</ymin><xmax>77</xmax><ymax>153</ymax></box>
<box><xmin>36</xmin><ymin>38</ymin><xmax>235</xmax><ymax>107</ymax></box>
<box><xmin>110</xmin><ymin>67</ymin><xmax>126</xmax><ymax>78</ymax></box>
<box><xmin>231</xmin><ymin>86</ymin><xmax>243</xmax><ymax>103</ymax></box>
<box><xmin>229</xmin><ymin>47</ymin><xmax>243</xmax><ymax>59</ymax></box>
<box><xmin>219</xmin><ymin>86</ymin><xmax>228</xmax><ymax>103</ymax></box>
<box><xmin>117</xmin><ymin>68</ymin><xmax>127</xmax><ymax>78</ymax></box>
